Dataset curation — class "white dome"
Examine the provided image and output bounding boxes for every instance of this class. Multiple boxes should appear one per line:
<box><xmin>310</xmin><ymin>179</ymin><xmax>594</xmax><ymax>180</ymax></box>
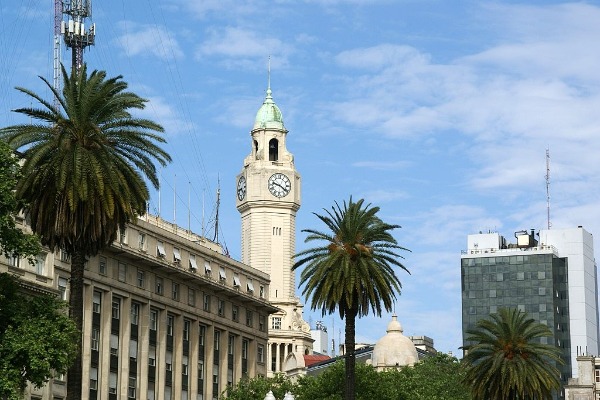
<box><xmin>371</xmin><ymin>314</ymin><xmax>418</xmax><ymax>369</ymax></box>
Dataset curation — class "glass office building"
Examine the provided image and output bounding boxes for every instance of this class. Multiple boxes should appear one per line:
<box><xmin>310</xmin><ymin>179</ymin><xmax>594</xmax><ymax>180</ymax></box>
<box><xmin>461</xmin><ymin>227</ymin><xmax>599</xmax><ymax>391</ymax></box>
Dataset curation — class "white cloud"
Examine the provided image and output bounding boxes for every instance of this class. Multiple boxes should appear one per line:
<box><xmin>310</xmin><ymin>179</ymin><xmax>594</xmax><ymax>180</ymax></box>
<box><xmin>196</xmin><ymin>27</ymin><xmax>292</xmax><ymax>69</ymax></box>
<box><xmin>136</xmin><ymin>96</ymin><xmax>195</xmax><ymax>136</ymax></box>
<box><xmin>116</xmin><ymin>22</ymin><xmax>184</xmax><ymax>60</ymax></box>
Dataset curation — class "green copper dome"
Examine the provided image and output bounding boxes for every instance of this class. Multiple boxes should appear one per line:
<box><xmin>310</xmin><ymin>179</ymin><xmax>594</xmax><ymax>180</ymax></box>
<box><xmin>254</xmin><ymin>87</ymin><xmax>285</xmax><ymax>130</ymax></box>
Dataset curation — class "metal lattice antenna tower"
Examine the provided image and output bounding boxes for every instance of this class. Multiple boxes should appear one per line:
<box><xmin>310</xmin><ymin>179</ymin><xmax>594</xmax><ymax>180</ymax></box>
<box><xmin>62</xmin><ymin>0</ymin><xmax>96</xmax><ymax>73</ymax></box>
<box><xmin>53</xmin><ymin>0</ymin><xmax>63</xmax><ymax>109</ymax></box>
<box><xmin>546</xmin><ymin>148</ymin><xmax>552</xmax><ymax>230</ymax></box>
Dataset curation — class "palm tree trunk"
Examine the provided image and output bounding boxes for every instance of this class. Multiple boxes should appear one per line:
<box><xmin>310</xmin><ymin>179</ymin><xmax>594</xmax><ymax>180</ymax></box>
<box><xmin>344</xmin><ymin>309</ymin><xmax>357</xmax><ymax>400</ymax></box>
<box><xmin>66</xmin><ymin>249</ymin><xmax>85</xmax><ymax>400</ymax></box>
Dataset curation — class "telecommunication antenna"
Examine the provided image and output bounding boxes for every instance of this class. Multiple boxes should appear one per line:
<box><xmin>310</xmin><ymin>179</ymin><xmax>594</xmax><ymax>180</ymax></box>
<box><xmin>61</xmin><ymin>0</ymin><xmax>96</xmax><ymax>72</ymax></box>
<box><xmin>212</xmin><ymin>179</ymin><xmax>221</xmax><ymax>243</ymax></box>
<box><xmin>545</xmin><ymin>149</ymin><xmax>551</xmax><ymax>230</ymax></box>
<box><xmin>53</xmin><ymin>0</ymin><xmax>63</xmax><ymax>109</ymax></box>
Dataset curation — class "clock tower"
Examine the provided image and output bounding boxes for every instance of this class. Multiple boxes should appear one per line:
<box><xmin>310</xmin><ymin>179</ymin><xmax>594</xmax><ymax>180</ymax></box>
<box><xmin>236</xmin><ymin>79</ymin><xmax>312</xmax><ymax>375</ymax></box>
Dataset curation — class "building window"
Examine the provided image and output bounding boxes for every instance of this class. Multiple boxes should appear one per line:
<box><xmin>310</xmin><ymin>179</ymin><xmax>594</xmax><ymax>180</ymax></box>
<box><xmin>59</xmin><ymin>249</ymin><xmax>70</xmax><ymax>262</ymax></box>
<box><xmin>173</xmin><ymin>247</ymin><xmax>181</xmax><ymax>263</ymax></box>
<box><xmin>131</xmin><ymin>302</ymin><xmax>140</xmax><ymax>325</ymax></box>
<box><xmin>129</xmin><ymin>339</ymin><xmax>138</xmax><ymax>361</ymax></box>
<box><xmin>92</xmin><ymin>291</ymin><xmax>101</xmax><ymax>313</ymax></box>
<box><xmin>119</xmin><ymin>227</ymin><xmax>128</xmax><ymax>245</ymax></box>
<box><xmin>58</xmin><ymin>277</ymin><xmax>68</xmax><ymax>301</ymax></box>
<box><xmin>242</xmin><ymin>339</ymin><xmax>248</xmax><ymax>360</ymax></box>
<box><xmin>257</xmin><ymin>344</ymin><xmax>264</xmax><ymax>363</ymax></box>
<box><xmin>203</xmin><ymin>294</ymin><xmax>211</xmax><ymax>312</ymax></box>
<box><xmin>218</xmin><ymin>299</ymin><xmax>225</xmax><ymax>316</ymax></box>
<box><xmin>539</xmin><ymin>287</ymin><xmax>546</xmax><ymax>296</ymax></box>
<box><xmin>155</xmin><ymin>276</ymin><xmax>163</xmax><ymax>295</ymax></box>
<box><xmin>214</xmin><ymin>330</ymin><xmax>220</xmax><ymax>351</ymax></box>
<box><xmin>247</xmin><ymin>279</ymin><xmax>254</xmax><ymax>293</ymax></box>
<box><xmin>149</xmin><ymin>345</ymin><xmax>156</xmax><ymax>366</ymax></box>
<box><xmin>99</xmin><ymin>256</ymin><xmax>107</xmax><ymax>275</ymax></box>
<box><xmin>138</xmin><ymin>232</ymin><xmax>146</xmax><ymax>251</ymax></box>
<box><xmin>182</xmin><ymin>355</ymin><xmax>189</xmax><ymax>375</ymax></box>
<box><xmin>128</xmin><ymin>376</ymin><xmax>136</xmax><ymax>399</ymax></box>
<box><xmin>188</xmin><ymin>288</ymin><xmax>195</xmax><ymax>306</ymax></box>
<box><xmin>204</xmin><ymin>261</ymin><xmax>212</xmax><ymax>275</ymax></box>
<box><xmin>109</xmin><ymin>371</ymin><xmax>118</xmax><ymax>394</ymax></box>
<box><xmin>539</xmin><ymin>304</ymin><xmax>547</xmax><ymax>312</ymax></box>
<box><xmin>496</xmin><ymin>272</ymin><xmax>503</xmax><ymax>282</ymax></box>
<box><xmin>8</xmin><ymin>255</ymin><xmax>19</xmax><ymax>268</ymax></box>
<box><xmin>157</xmin><ymin>241</ymin><xmax>166</xmax><ymax>258</ymax></box>
<box><xmin>489</xmin><ymin>305</ymin><xmax>497</xmax><ymax>313</ymax></box>
<box><xmin>150</xmin><ymin>309</ymin><xmax>158</xmax><ymax>331</ymax></box>
<box><xmin>219</xmin><ymin>267</ymin><xmax>226</xmax><ymax>281</ymax></box>
<box><xmin>228</xmin><ymin>335</ymin><xmax>234</xmax><ymax>355</ymax></box>
<box><xmin>232</xmin><ymin>305</ymin><xmax>239</xmax><ymax>322</ymax></box>
<box><xmin>259</xmin><ymin>285</ymin><xmax>265</xmax><ymax>298</ymax></box>
<box><xmin>35</xmin><ymin>254</ymin><xmax>46</xmax><ymax>275</ymax></box>
<box><xmin>199</xmin><ymin>325</ymin><xmax>206</xmax><ymax>346</ymax></box>
<box><xmin>516</xmin><ymin>271</ymin><xmax>525</xmax><ymax>281</ymax></box>
<box><xmin>538</xmin><ymin>271</ymin><xmax>546</xmax><ymax>279</ymax></box>
<box><xmin>268</xmin><ymin>138</ymin><xmax>278</xmax><ymax>161</ymax></box>
<box><xmin>198</xmin><ymin>359</ymin><xmax>205</xmax><ymax>379</ymax></box>
<box><xmin>183</xmin><ymin>319</ymin><xmax>191</xmax><ymax>341</ymax></box>
<box><xmin>489</xmin><ymin>289</ymin><xmax>496</xmax><ymax>298</ymax></box>
<box><xmin>259</xmin><ymin>315</ymin><xmax>266</xmax><ymax>332</ymax></box>
<box><xmin>271</xmin><ymin>317</ymin><xmax>282</xmax><ymax>330</ymax></box>
<box><xmin>112</xmin><ymin>298</ymin><xmax>121</xmax><ymax>319</ymax></box>
<box><xmin>118</xmin><ymin>262</ymin><xmax>127</xmax><ymax>282</ymax></box>
<box><xmin>246</xmin><ymin>310</ymin><xmax>253</xmax><ymax>327</ymax></box>
<box><xmin>189</xmin><ymin>254</ymin><xmax>198</xmax><ymax>271</ymax></box>
<box><xmin>166</xmin><ymin>350</ymin><xmax>173</xmax><ymax>371</ymax></box>
<box><xmin>172</xmin><ymin>282</ymin><xmax>180</xmax><ymax>301</ymax></box>
<box><xmin>91</xmin><ymin>327</ymin><xmax>100</xmax><ymax>351</ymax></box>
<box><xmin>595</xmin><ymin>369</ymin><xmax>600</xmax><ymax>383</ymax></box>
<box><xmin>233</xmin><ymin>274</ymin><xmax>241</xmax><ymax>288</ymax></box>
<box><xmin>110</xmin><ymin>333</ymin><xmax>119</xmax><ymax>356</ymax></box>
<box><xmin>90</xmin><ymin>367</ymin><xmax>98</xmax><ymax>390</ymax></box>
<box><xmin>167</xmin><ymin>315</ymin><xmax>174</xmax><ymax>336</ymax></box>
<box><xmin>137</xmin><ymin>269</ymin><xmax>145</xmax><ymax>288</ymax></box>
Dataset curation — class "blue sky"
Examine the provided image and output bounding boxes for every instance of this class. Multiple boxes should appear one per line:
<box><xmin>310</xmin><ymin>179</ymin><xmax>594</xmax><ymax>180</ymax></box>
<box><xmin>2</xmin><ymin>0</ymin><xmax>600</xmax><ymax>355</ymax></box>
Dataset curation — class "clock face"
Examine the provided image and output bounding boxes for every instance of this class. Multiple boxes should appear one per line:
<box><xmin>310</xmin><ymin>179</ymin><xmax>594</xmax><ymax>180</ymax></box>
<box><xmin>268</xmin><ymin>173</ymin><xmax>291</xmax><ymax>198</ymax></box>
<box><xmin>237</xmin><ymin>176</ymin><xmax>246</xmax><ymax>201</ymax></box>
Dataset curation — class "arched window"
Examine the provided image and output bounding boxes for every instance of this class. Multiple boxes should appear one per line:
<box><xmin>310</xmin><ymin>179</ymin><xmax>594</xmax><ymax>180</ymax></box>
<box><xmin>269</xmin><ymin>139</ymin><xmax>278</xmax><ymax>161</ymax></box>
<box><xmin>254</xmin><ymin>140</ymin><xmax>258</xmax><ymax>154</ymax></box>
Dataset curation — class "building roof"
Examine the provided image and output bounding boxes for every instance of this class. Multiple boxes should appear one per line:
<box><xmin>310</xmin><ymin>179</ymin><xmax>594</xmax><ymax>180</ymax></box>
<box><xmin>303</xmin><ymin>354</ymin><xmax>330</xmax><ymax>367</ymax></box>
<box><xmin>254</xmin><ymin>85</ymin><xmax>285</xmax><ymax>130</ymax></box>
<box><xmin>371</xmin><ymin>314</ymin><xmax>418</xmax><ymax>368</ymax></box>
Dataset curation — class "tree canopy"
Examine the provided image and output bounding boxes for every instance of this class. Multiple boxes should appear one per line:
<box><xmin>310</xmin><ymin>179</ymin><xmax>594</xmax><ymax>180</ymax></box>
<box><xmin>462</xmin><ymin>308</ymin><xmax>562</xmax><ymax>400</ymax></box>
<box><xmin>0</xmin><ymin>141</ymin><xmax>40</xmax><ymax>260</ymax></box>
<box><xmin>0</xmin><ymin>273</ymin><xmax>79</xmax><ymax>400</ymax></box>
<box><xmin>0</xmin><ymin>63</ymin><xmax>171</xmax><ymax>400</ymax></box>
<box><xmin>293</xmin><ymin>197</ymin><xmax>410</xmax><ymax>400</ymax></box>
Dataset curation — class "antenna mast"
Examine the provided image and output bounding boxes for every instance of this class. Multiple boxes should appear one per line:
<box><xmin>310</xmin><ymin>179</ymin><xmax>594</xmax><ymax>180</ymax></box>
<box><xmin>53</xmin><ymin>0</ymin><xmax>63</xmax><ymax>109</ymax></box>
<box><xmin>545</xmin><ymin>148</ymin><xmax>551</xmax><ymax>230</ymax></box>
<box><xmin>212</xmin><ymin>179</ymin><xmax>220</xmax><ymax>243</ymax></box>
<box><xmin>62</xmin><ymin>0</ymin><xmax>96</xmax><ymax>72</ymax></box>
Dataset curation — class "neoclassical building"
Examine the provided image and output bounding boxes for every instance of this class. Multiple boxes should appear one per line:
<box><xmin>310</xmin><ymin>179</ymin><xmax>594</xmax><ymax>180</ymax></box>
<box><xmin>2</xmin><ymin>213</ymin><xmax>277</xmax><ymax>400</ymax></box>
<box><xmin>236</xmin><ymin>79</ymin><xmax>313</xmax><ymax>376</ymax></box>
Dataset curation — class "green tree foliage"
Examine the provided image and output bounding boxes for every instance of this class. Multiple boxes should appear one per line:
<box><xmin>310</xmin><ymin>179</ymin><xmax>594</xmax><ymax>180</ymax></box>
<box><xmin>221</xmin><ymin>374</ymin><xmax>298</xmax><ymax>400</ymax></box>
<box><xmin>395</xmin><ymin>353</ymin><xmax>471</xmax><ymax>400</ymax></box>
<box><xmin>293</xmin><ymin>198</ymin><xmax>409</xmax><ymax>400</ymax></box>
<box><xmin>296</xmin><ymin>361</ymin><xmax>402</xmax><ymax>400</ymax></box>
<box><xmin>0</xmin><ymin>273</ymin><xmax>78</xmax><ymax>400</ymax></box>
<box><xmin>462</xmin><ymin>308</ymin><xmax>562</xmax><ymax>400</ymax></box>
<box><xmin>0</xmin><ymin>64</ymin><xmax>171</xmax><ymax>400</ymax></box>
<box><xmin>0</xmin><ymin>141</ymin><xmax>40</xmax><ymax>259</ymax></box>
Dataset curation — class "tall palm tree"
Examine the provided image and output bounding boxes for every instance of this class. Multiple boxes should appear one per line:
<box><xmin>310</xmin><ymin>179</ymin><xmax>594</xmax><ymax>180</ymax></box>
<box><xmin>462</xmin><ymin>307</ymin><xmax>563</xmax><ymax>400</ymax></box>
<box><xmin>292</xmin><ymin>198</ymin><xmax>410</xmax><ymax>400</ymax></box>
<box><xmin>0</xmin><ymin>64</ymin><xmax>171</xmax><ymax>400</ymax></box>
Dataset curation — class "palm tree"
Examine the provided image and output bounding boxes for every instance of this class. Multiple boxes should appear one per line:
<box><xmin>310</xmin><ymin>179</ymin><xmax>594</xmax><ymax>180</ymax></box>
<box><xmin>462</xmin><ymin>307</ymin><xmax>563</xmax><ymax>400</ymax></box>
<box><xmin>292</xmin><ymin>198</ymin><xmax>410</xmax><ymax>400</ymax></box>
<box><xmin>0</xmin><ymin>64</ymin><xmax>171</xmax><ymax>400</ymax></box>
